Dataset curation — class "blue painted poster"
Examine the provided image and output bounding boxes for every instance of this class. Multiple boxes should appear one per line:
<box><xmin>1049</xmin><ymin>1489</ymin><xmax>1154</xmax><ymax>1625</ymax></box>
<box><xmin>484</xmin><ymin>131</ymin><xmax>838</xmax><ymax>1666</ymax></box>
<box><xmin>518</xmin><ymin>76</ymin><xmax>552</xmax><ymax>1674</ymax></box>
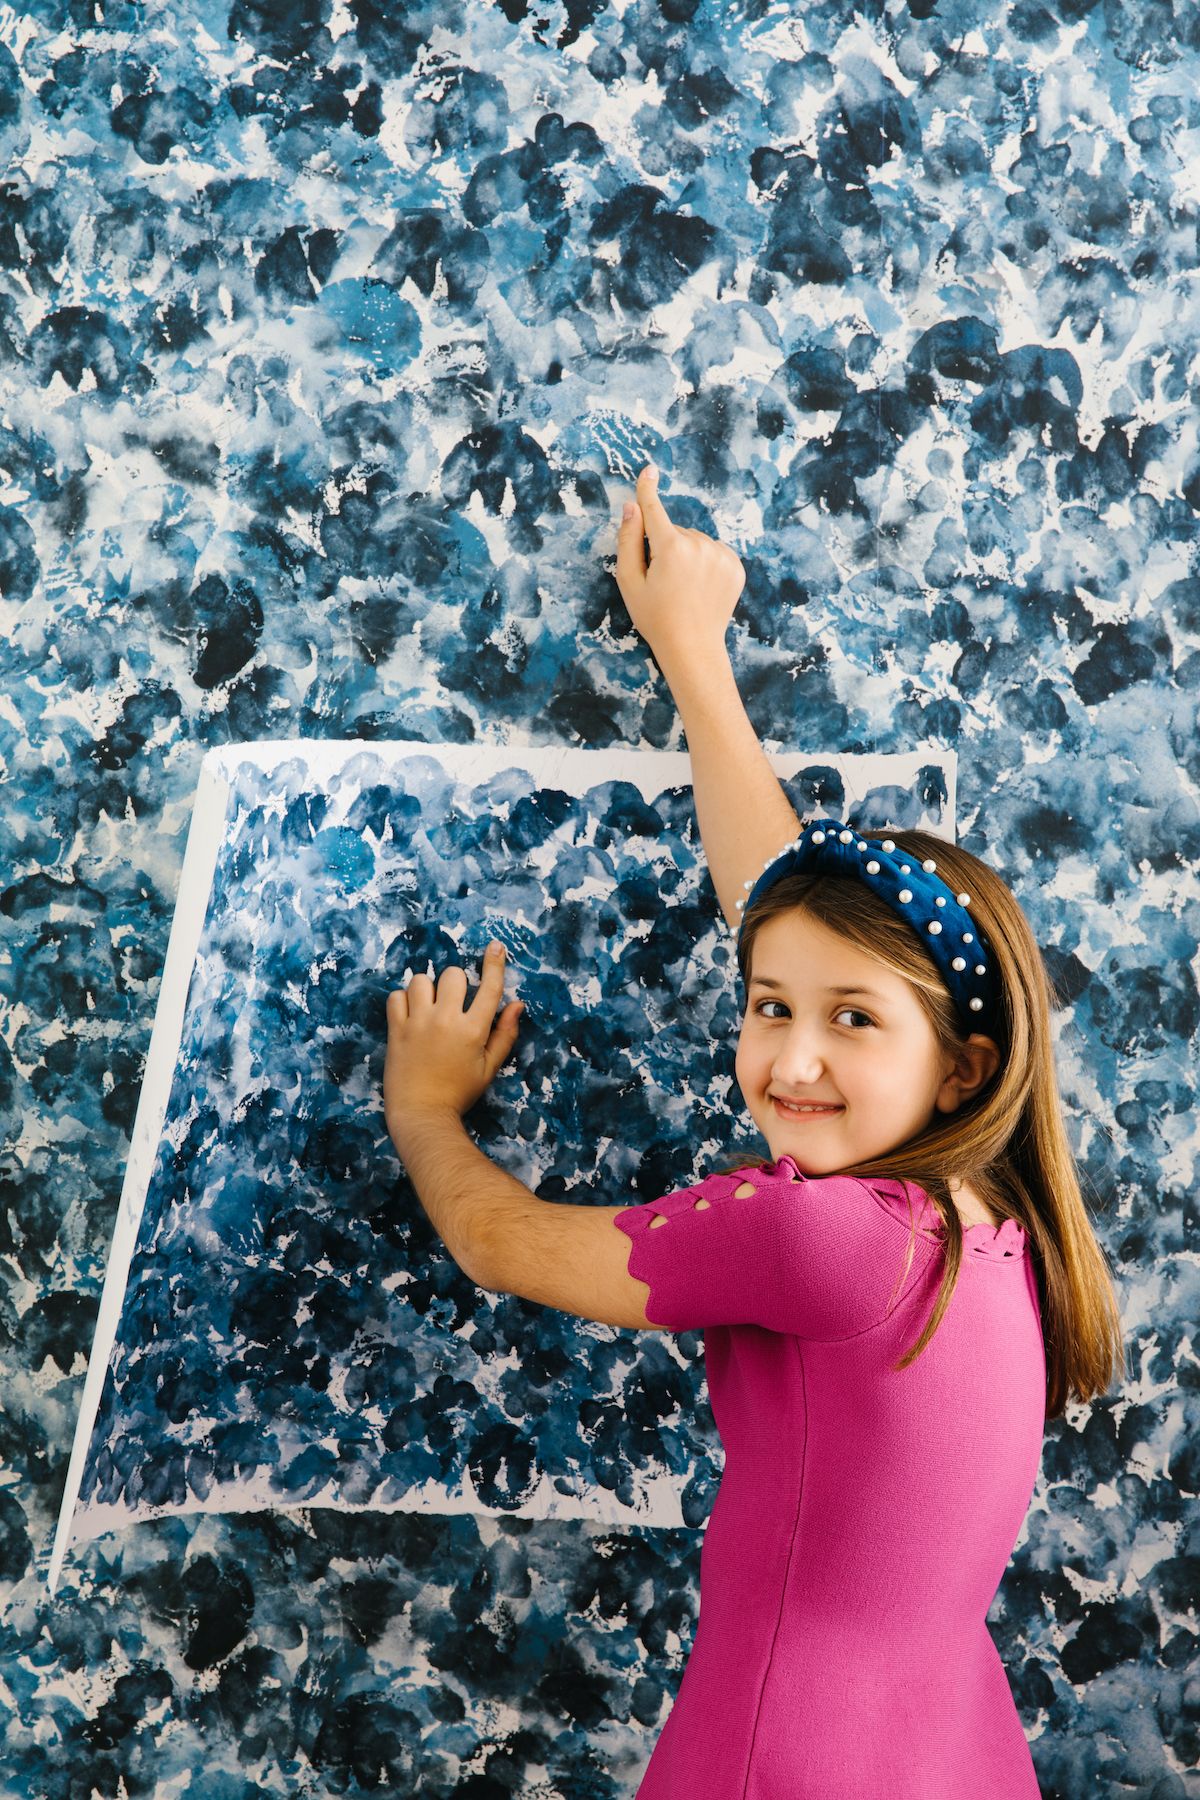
<box><xmin>50</xmin><ymin>740</ymin><xmax>955</xmax><ymax>1591</ymax></box>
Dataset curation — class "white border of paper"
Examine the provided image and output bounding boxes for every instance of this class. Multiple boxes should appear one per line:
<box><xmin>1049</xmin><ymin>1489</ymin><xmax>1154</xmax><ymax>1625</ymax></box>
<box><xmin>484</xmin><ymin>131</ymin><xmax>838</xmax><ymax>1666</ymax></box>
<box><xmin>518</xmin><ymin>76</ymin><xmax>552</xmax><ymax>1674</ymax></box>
<box><xmin>48</xmin><ymin>739</ymin><xmax>955</xmax><ymax>1593</ymax></box>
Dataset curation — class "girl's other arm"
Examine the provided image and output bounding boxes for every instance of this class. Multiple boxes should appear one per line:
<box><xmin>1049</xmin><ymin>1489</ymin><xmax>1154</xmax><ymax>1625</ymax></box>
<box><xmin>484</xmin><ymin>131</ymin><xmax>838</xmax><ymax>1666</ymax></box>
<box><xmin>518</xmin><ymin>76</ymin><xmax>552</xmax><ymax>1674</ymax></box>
<box><xmin>665</xmin><ymin>656</ymin><xmax>804</xmax><ymax>932</ymax></box>
<box><xmin>615</xmin><ymin>465</ymin><xmax>803</xmax><ymax>930</ymax></box>
<box><xmin>389</xmin><ymin>1107</ymin><xmax>663</xmax><ymax>1331</ymax></box>
<box><xmin>384</xmin><ymin>942</ymin><xmax>665</xmax><ymax>1330</ymax></box>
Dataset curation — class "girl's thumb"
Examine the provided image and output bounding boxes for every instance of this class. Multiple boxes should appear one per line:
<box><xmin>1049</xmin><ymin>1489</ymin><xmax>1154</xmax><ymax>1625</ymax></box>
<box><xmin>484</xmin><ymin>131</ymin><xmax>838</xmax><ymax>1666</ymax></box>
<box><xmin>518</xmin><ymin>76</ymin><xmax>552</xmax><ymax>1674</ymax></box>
<box><xmin>487</xmin><ymin>1003</ymin><xmax>524</xmax><ymax>1074</ymax></box>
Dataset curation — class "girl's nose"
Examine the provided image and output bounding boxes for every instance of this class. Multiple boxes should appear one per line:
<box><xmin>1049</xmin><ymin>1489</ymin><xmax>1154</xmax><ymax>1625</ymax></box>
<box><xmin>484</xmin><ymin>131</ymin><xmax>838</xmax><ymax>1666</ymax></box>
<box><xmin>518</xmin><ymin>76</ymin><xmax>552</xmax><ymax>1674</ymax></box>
<box><xmin>771</xmin><ymin>1029</ymin><xmax>826</xmax><ymax>1087</ymax></box>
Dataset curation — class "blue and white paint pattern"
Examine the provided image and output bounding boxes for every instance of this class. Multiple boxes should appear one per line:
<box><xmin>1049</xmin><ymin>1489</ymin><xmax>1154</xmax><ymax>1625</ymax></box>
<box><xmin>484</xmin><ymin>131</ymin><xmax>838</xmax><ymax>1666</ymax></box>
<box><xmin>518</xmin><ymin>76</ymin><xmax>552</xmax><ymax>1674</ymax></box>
<box><xmin>54</xmin><ymin>741</ymin><xmax>947</xmax><ymax>1566</ymax></box>
<box><xmin>2</xmin><ymin>0</ymin><xmax>1198</xmax><ymax>1794</ymax></box>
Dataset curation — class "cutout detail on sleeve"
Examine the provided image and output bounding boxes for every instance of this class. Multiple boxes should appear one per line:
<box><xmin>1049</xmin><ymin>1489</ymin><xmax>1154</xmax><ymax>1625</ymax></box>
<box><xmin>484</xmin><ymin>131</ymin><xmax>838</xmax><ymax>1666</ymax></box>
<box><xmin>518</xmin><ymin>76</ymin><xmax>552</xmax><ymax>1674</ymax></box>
<box><xmin>614</xmin><ymin>1163</ymin><xmax>1028</xmax><ymax>1340</ymax></box>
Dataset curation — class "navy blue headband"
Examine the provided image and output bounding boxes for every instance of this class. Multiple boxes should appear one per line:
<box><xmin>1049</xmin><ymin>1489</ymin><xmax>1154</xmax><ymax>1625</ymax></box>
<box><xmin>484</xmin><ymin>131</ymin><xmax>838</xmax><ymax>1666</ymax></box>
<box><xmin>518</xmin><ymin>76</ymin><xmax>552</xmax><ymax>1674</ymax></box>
<box><xmin>735</xmin><ymin>818</ymin><xmax>1002</xmax><ymax>1041</ymax></box>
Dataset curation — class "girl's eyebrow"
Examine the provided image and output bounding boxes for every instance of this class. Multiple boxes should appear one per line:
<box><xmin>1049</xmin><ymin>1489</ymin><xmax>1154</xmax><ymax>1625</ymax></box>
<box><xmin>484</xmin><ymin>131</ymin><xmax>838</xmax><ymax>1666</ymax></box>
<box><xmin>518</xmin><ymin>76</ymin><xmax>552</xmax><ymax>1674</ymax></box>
<box><xmin>749</xmin><ymin>977</ymin><xmax>886</xmax><ymax>1001</ymax></box>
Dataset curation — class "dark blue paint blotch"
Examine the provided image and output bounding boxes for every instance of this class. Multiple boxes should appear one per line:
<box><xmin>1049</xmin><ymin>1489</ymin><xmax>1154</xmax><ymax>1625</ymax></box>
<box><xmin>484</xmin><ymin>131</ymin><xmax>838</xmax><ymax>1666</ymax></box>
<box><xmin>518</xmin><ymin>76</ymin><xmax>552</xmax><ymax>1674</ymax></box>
<box><xmin>29</xmin><ymin>305</ymin><xmax>145</xmax><ymax>395</ymax></box>
<box><xmin>371</xmin><ymin>207</ymin><xmax>491</xmax><ymax>306</ymax></box>
<box><xmin>802</xmin><ymin>384</ymin><xmax>927</xmax><ymax>516</ymax></box>
<box><xmin>588</xmin><ymin>185</ymin><xmax>722</xmax><ymax>312</ymax></box>
<box><xmin>189</xmin><ymin>575</ymin><xmax>264</xmax><ymax>688</ymax></box>
<box><xmin>0</xmin><ymin>503</ymin><xmax>41</xmax><ymax>602</ymax></box>
<box><xmin>255</xmin><ymin>225</ymin><xmax>321</xmax><ymax>304</ymax></box>
<box><xmin>909</xmin><ymin>317</ymin><xmax>1001</xmax><ymax>386</ymax></box>
<box><xmin>110</xmin><ymin>82</ymin><xmax>215</xmax><ymax>164</ymax></box>
<box><xmin>90</xmin><ymin>684</ymin><xmax>183</xmax><ymax>771</ymax></box>
<box><xmin>181</xmin><ymin>1554</ymin><xmax>255</xmax><ymax>1670</ymax></box>
<box><xmin>227</xmin><ymin>0</ymin><xmax>330</xmax><ymax>61</ymax></box>
<box><xmin>783</xmin><ymin>346</ymin><xmax>855</xmax><ymax>411</ymax></box>
<box><xmin>817</xmin><ymin>66</ymin><xmax>922</xmax><ymax>189</ymax></box>
<box><xmin>750</xmin><ymin>149</ymin><xmax>851</xmax><ymax>288</ymax></box>
<box><xmin>1072</xmin><ymin>619</ymin><xmax>1169</xmax><ymax>706</ymax></box>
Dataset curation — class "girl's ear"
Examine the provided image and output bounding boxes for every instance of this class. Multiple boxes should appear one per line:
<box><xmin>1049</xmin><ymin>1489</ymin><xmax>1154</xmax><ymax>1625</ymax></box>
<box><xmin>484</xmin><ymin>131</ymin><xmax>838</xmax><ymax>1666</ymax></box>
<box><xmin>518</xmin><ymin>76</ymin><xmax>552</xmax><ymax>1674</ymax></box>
<box><xmin>935</xmin><ymin>1035</ymin><xmax>1001</xmax><ymax>1114</ymax></box>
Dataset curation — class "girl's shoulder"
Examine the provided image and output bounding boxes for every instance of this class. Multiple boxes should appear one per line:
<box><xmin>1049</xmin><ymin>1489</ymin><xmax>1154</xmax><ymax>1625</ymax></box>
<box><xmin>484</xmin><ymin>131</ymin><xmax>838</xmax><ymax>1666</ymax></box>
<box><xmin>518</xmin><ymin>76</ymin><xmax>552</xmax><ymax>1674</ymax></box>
<box><xmin>707</xmin><ymin>1157</ymin><xmax>1027</xmax><ymax>1261</ymax></box>
<box><xmin>707</xmin><ymin>1153</ymin><xmax>924</xmax><ymax>1216</ymax></box>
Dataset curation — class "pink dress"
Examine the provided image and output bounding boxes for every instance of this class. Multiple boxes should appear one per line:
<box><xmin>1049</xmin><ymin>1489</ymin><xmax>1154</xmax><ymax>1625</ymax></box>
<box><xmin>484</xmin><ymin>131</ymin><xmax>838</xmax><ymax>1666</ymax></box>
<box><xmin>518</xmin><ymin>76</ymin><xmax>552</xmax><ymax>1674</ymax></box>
<box><xmin>613</xmin><ymin>1153</ymin><xmax>1046</xmax><ymax>1800</ymax></box>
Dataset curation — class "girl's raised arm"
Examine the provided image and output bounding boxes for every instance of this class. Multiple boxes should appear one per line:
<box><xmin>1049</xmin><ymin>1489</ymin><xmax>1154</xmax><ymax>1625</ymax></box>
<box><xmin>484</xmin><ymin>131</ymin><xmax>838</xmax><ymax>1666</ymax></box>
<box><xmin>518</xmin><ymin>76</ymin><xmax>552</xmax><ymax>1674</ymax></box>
<box><xmin>615</xmin><ymin>465</ymin><xmax>803</xmax><ymax>931</ymax></box>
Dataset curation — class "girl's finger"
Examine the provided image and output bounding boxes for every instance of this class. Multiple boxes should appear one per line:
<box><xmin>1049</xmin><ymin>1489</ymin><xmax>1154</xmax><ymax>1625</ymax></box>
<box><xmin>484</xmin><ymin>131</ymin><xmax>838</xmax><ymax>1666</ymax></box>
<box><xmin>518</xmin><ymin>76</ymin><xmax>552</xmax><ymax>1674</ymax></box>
<box><xmin>387</xmin><ymin>988</ymin><xmax>409</xmax><ymax>1026</ymax></box>
<box><xmin>436</xmin><ymin>964</ymin><xmax>469</xmax><ymax>1006</ymax></box>
<box><xmin>485</xmin><ymin>1000</ymin><xmax>525</xmax><ymax>1075</ymax></box>
<box><xmin>468</xmin><ymin>941</ymin><xmax>510</xmax><ymax>1022</ymax></box>
<box><xmin>633</xmin><ymin>463</ymin><xmax>676</xmax><ymax>554</ymax></box>
<box><xmin>615</xmin><ymin>495</ymin><xmax>647</xmax><ymax>590</ymax></box>
<box><xmin>405</xmin><ymin>972</ymin><xmax>435</xmax><ymax>1009</ymax></box>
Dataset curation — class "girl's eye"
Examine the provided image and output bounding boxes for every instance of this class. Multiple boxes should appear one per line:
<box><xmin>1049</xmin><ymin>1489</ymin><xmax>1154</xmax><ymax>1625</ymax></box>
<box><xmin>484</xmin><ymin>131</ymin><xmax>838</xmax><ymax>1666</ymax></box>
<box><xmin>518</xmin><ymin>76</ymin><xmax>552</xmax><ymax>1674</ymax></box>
<box><xmin>834</xmin><ymin>1008</ymin><xmax>875</xmax><ymax>1029</ymax></box>
<box><xmin>754</xmin><ymin>1000</ymin><xmax>789</xmax><ymax>1019</ymax></box>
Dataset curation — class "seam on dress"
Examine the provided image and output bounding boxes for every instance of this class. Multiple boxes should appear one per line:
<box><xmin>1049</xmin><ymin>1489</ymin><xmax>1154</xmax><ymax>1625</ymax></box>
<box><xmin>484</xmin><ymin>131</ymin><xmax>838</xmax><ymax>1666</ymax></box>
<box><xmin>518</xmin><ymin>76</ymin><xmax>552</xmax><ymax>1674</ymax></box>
<box><xmin>740</xmin><ymin>1330</ymin><xmax>808</xmax><ymax>1799</ymax></box>
<box><xmin>857</xmin><ymin>1176</ymin><xmax>1028</xmax><ymax>1263</ymax></box>
<box><xmin>772</xmin><ymin>1178</ymin><xmax>944</xmax><ymax>1346</ymax></box>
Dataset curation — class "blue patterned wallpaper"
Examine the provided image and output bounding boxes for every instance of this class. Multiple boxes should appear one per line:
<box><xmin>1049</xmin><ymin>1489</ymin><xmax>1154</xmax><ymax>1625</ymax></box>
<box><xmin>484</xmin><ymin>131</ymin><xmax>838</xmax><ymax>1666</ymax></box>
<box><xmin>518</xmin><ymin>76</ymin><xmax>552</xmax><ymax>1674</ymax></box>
<box><xmin>2</xmin><ymin>0</ymin><xmax>1197</xmax><ymax>1794</ymax></box>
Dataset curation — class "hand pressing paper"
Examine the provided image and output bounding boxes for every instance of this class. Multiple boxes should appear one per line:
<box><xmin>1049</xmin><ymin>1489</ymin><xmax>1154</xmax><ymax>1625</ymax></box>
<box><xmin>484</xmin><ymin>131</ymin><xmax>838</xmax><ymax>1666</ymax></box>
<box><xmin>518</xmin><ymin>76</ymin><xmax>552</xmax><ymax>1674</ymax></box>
<box><xmin>48</xmin><ymin>737</ymin><xmax>954</xmax><ymax>1594</ymax></box>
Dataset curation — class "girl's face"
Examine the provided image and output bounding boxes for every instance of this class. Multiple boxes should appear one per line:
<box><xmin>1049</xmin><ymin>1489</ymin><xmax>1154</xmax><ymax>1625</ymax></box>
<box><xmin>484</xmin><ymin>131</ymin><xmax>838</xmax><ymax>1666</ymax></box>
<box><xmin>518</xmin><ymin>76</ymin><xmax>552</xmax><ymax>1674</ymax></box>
<box><xmin>735</xmin><ymin>908</ymin><xmax>962</xmax><ymax>1177</ymax></box>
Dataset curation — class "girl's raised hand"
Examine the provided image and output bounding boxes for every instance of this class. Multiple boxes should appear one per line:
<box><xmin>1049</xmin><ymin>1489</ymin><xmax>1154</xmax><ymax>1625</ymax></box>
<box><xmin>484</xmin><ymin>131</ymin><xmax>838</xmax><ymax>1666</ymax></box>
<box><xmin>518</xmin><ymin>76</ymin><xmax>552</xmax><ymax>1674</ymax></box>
<box><xmin>384</xmin><ymin>941</ymin><xmax>524</xmax><ymax>1145</ymax></box>
<box><xmin>614</xmin><ymin>463</ymin><xmax>746</xmax><ymax>677</ymax></box>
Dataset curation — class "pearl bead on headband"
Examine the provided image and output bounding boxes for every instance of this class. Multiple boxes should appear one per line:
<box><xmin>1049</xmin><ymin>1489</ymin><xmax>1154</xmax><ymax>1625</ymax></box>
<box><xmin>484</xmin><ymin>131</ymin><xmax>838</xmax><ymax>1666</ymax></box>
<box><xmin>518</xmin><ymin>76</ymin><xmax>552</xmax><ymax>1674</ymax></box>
<box><xmin>734</xmin><ymin>817</ymin><xmax>1002</xmax><ymax>1041</ymax></box>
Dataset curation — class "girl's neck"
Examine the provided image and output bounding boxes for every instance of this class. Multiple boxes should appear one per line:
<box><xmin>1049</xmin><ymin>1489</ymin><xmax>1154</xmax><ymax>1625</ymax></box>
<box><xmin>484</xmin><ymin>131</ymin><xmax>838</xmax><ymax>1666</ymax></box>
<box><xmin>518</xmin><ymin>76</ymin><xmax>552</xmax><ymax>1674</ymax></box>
<box><xmin>947</xmin><ymin>1177</ymin><xmax>1000</xmax><ymax>1228</ymax></box>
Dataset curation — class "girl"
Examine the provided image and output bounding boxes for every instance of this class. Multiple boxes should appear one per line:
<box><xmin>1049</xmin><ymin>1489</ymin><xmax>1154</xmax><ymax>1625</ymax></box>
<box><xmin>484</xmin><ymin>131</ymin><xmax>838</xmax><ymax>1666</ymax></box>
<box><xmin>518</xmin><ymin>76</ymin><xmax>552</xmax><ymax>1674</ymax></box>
<box><xmin>383</xmin><ymin>463</ymin><xmax>1126</xmax><ymax>1799</ymax></box>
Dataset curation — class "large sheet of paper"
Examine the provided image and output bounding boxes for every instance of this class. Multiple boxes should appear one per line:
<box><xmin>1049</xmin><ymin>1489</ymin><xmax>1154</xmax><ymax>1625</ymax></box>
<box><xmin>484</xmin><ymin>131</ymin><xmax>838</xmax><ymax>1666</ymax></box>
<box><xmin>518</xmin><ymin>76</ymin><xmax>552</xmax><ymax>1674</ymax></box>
<box><xmin>49</xmin><ymin>740</ymin><xmax>956</xmax><ymax>1592</ymax></box>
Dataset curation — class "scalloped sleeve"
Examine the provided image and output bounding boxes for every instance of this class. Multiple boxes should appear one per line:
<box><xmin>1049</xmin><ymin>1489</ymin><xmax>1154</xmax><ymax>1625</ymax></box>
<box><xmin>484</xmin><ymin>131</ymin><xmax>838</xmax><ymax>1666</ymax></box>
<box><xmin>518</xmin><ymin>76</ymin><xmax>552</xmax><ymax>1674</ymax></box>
<box><xmin>613</xmin><ymin>1166</ymin><xmax>939</xmax><ymax>1341</ymax></box>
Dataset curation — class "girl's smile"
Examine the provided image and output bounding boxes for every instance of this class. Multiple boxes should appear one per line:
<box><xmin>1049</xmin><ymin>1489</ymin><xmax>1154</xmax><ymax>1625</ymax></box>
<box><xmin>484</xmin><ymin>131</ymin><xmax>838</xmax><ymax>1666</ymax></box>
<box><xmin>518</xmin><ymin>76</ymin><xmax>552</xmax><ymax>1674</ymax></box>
<box><xmin>771</xmin><ymin>1097</ymin><xmax>844</xmax><ymax>1118</ymax></box>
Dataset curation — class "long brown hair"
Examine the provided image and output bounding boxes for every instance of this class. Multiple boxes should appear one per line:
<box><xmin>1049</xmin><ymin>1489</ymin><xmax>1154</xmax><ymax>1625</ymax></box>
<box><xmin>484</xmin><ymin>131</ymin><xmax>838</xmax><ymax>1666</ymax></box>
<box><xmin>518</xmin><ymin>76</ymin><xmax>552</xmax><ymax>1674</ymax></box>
<box><xmin>726</xmin><ymin>830</ymin><xmax>1126</xmax><ymax>1420</ymax></box>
